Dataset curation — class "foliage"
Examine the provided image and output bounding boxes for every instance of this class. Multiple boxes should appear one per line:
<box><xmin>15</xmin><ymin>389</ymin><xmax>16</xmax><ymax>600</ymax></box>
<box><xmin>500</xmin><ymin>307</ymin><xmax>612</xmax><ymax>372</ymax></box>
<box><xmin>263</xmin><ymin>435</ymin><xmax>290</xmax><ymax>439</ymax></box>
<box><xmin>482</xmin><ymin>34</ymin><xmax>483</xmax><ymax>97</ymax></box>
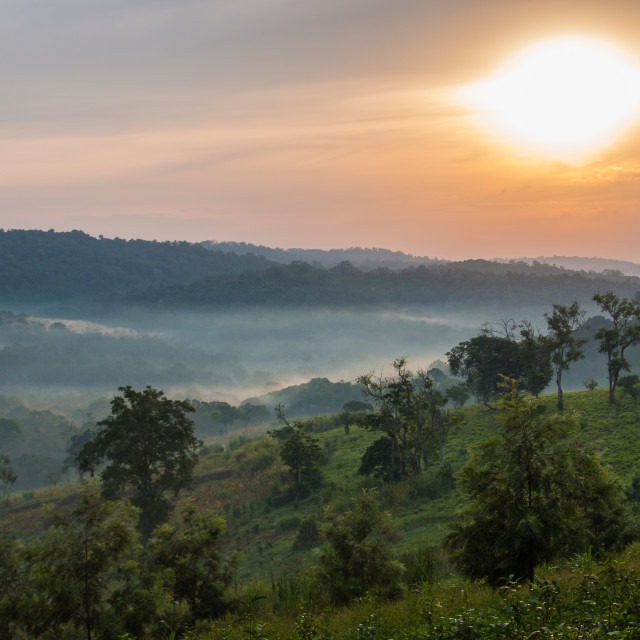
<box><xmin>447</xmin><ymin>323</ymin><xmax>528</xmax><ymax>403</ymax></box>
<box><xmin>357</xmin><ymin>358</ymin><xmax>447</xmax><ymax>479</ymax></box>
<box><xmin>618</xmin><ymin>374</ymin><xmax>640</xmax><ymax>402</ymax></box>
<box><xmin>77</xmin><ymin>385</ymin><xmax>201</xmax><ymax>539</ymax></box>
<box><xmin>293</xmin><ymin>517</ymin><xmax>320</xmax><ymax>549</ymax></box>
<box><xmin>147</xmin><ymin>501</ymin><xmax>236</xmax><ymax>626</ymax></box>
<box><xmin>63</xmin><ymin>423</ymin><xmax>97</xmax><ymax>477</ymax></box>
<box><xmin>358</xmin><ymin>436</ymin><xmax>402</xmax><ymax>482</ymax></box>
<box><xmin>584</xmin><ymin>377</ymin><xmax>599</xmax><ymax>391</ymax></box>
<box><xmin>269</xmin><ymin>406</ymin><xmax>324</xmax><ymax>499</ymax></box>
<box><xmin>445</xmin><ymin>382</ymin><xmax>471</xmax><ymax>408</ymax></box>
<box><xmin>0</xmin><ymin>522</ymin><xmax>27</xmax><ymax>640</ymax></box>
<box><xmin>314</xmin><ymin>489</ymin><xmax>404</xmax><ymax>605</ymax></box>
<box><xmin>399</xmin><ymin>544</ymin><xmax>442</xmax><ymax>586</ymax></box>
<box><xmin>0</xmin><ymin>454</ymin><xmax>16</xmax><ymax>503</ymax></box>
<box><xmin>20</xmin><ymin>490</ymin><xmax>144</xmax><ymax>640</ymax></box>
<box><xmin>517</xmin><ymin>321</ymin><xmax>553</xmax><ymax>398</ymax></box>
<box><xmin>0</xmin><ymin>417</ymin><xmax>21</xmax><ymax>449</ymax></box>
<box><xmin>593</xmin><ymin>290</ymin><xmax>640</xmax><ymax>403</ymax></box>
<box><xmin>546</xmin><ymin>300</ymin><xmax>587</xmax><ymax>409</ymax></box>
<box><xmin>448</xmin><ymin>378</ymin><xmax>634</xmax><ymax>585</ymax></box>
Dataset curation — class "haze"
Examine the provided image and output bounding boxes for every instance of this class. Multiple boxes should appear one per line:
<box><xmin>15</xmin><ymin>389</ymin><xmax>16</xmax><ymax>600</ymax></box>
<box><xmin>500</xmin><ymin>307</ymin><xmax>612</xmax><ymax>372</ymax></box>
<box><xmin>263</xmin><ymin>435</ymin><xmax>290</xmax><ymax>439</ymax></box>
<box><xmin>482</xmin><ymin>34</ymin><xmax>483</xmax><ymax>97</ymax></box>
<box><xmin>3</xmin><ymin>1</ymin><xmax>640</xmax><ymax>260</ymax></box>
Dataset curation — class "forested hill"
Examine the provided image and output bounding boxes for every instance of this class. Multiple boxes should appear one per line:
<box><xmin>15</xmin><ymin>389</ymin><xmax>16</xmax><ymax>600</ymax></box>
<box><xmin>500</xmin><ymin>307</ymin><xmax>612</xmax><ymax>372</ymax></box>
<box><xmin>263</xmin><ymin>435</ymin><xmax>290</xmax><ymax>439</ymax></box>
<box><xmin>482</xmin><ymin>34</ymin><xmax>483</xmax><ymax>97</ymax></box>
<box><xmin>2</xmin><ymin>229</ymin><xmax>640</xmax><ymax>313</ymax></box>
<box><xmin>0</xmin><ymin>229</ymin><xmax>274</xmax><ymax>304</ymax></box>
<box><xmin>128</xmin><ymin>259</ymin><xmax>640</xmax><ymax>311</ymax></box>
<box><xmin>201</xmin><ymin>240</ymin><xmax>445</xmax><ymax>269</ymax></box>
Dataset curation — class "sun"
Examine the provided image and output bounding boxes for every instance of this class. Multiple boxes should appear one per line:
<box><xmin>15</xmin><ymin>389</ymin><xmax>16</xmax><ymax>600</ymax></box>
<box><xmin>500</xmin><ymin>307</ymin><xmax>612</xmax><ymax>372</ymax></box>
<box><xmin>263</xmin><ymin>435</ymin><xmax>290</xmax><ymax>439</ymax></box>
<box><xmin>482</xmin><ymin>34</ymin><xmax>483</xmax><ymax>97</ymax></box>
<box><xmin>459</xmin><ymin>36</ymin><xmax>640</xmax><ymax>161</ymax></box>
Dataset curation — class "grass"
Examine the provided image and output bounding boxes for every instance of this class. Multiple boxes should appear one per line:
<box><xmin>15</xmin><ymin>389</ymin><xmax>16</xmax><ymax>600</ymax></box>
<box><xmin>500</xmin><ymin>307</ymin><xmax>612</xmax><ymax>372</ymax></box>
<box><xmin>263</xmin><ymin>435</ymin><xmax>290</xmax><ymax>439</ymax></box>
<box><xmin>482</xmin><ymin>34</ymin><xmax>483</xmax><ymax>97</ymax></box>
<box><xmin>4</xmin><ymin>387</ymin><xmax>640</xmax><ymax>582</ymax></box>
<box><xmin>190</xmin><ymin>544</ymin><xmax>640</xmax><ymax>639</ymax></box>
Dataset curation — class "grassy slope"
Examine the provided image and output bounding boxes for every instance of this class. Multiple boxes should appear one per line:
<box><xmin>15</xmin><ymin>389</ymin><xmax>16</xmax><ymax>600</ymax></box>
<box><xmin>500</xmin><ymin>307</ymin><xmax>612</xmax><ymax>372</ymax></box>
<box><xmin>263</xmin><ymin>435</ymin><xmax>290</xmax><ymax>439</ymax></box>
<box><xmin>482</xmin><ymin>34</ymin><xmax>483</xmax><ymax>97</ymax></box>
<box><xmin>5</xmin><ymin>387</ymin><xmax>640</xmax><ymax>581</ymax></box>
<box><xmin>186</xmin><ymin>386</ymin><xmax>640</xmax><ymax>581</ymax></box>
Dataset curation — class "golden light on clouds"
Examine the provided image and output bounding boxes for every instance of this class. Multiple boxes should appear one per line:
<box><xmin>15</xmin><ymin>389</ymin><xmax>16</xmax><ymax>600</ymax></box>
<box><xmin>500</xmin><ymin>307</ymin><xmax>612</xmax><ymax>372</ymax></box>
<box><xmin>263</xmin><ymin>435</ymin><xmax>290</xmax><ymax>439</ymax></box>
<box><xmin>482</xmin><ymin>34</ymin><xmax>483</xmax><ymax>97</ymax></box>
<box><xmin>458</xmin><ymin>36</ymin><xmax>640</xmax><ymax>162</ymax></box>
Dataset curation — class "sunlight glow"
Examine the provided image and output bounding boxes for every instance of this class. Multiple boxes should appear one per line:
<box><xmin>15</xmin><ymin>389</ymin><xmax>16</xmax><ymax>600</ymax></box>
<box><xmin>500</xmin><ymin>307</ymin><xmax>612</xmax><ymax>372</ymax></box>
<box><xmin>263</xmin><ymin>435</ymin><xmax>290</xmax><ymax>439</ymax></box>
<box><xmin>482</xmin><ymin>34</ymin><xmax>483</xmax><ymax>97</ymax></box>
<box><xmin>459</xmin><ymin>37</ymin><xmax>640</xmax><ymax>161</ymax></box>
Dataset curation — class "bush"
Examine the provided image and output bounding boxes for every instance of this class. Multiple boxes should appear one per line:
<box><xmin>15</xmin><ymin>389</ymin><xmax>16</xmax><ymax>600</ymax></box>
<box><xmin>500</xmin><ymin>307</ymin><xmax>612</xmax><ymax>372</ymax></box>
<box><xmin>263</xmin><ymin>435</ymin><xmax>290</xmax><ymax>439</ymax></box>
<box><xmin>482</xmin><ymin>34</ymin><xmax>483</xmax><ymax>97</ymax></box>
<box><xmin>276</xmin><ymin>514</ymin><xmax>302</xmax><ymax>531</ymax></box>
<box><xmin>314</xmin><ymin>489</ymin><xmax>405</xmax><ymax>605</ymax></box>
<box><xmin>293</xmin><ymin>517</ymin><xmax>320</xmax><ymax>549</ymax></box>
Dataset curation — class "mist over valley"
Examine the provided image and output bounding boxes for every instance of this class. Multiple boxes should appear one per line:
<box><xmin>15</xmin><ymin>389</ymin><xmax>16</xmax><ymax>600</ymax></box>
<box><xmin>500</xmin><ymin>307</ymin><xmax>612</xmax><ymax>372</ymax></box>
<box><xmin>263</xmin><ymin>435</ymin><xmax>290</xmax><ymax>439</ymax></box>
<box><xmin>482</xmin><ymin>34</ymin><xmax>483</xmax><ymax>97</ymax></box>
<box><xmin>0</xmin><ymin>229</ymin><xmax>638</xmax><ymax>492</ymax></box>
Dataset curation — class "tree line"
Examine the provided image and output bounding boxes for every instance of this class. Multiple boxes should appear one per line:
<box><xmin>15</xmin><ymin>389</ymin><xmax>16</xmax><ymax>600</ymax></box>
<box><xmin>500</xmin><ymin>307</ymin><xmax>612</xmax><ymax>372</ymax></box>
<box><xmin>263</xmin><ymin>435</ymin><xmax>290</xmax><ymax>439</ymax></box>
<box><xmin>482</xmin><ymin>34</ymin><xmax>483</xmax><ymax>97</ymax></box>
<box><xmin>447</xmin><ymin>291</ymin><xmax>640</xmax><ymax>408</ymax></box>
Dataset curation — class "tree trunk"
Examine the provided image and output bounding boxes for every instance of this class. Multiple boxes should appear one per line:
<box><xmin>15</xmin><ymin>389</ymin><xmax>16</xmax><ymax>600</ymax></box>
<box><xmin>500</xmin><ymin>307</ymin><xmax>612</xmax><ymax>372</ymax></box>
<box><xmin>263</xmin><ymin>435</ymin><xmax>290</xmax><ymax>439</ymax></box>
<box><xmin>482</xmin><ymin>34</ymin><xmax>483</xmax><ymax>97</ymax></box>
<box><xmin>556</xmin><ymin>369</ymin><xmax>563</xmax><ymax>410</ymax></box>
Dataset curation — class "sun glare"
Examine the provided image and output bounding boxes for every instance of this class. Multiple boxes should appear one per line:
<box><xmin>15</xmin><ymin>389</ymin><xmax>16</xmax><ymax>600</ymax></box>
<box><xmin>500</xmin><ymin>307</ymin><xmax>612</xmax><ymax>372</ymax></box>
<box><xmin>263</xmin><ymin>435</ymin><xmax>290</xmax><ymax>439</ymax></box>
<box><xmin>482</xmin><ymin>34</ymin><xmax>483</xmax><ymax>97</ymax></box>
<box><xmin>459</xmin><ymin>36</ymin><xmax>640</xmax><ymax>161</ymax></box>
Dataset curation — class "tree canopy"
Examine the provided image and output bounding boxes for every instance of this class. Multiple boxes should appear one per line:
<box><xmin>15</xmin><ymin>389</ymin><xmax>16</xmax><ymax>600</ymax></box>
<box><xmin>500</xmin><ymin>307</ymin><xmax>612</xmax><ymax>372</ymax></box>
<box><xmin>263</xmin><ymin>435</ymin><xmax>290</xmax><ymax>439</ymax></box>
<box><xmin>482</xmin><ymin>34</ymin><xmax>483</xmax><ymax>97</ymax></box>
<box><xmin>593</xmin><ymin>291</ymin><xmax>640</xmax><ymax>403</ymax></box>
<box><xmin>545</xmin><ymin>301</ymin><xmax>587</xmax><ymax>409</ymax></box>
<box><xmin>77</xmin><ymin>385</ymin><xmax>201</xmax><ymax>539</ymax></box>
<box><xmin>447</xmin><ymin>378</ymin><xmax>633</xmax><ymax>585</ymax></box>
<box><xmin>357</xmin><ymin>358</ymin><xmax>447</xmax><ymax>479</ymax></box>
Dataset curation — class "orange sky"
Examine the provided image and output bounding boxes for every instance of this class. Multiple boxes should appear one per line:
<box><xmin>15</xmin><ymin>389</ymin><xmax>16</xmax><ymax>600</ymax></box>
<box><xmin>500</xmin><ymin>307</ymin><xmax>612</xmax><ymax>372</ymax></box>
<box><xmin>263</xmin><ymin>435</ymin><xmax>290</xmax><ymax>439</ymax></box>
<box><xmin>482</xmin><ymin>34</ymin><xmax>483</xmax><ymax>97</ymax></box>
<box><xmin>2</xmin><ymin>0</ymin><xmax>640</xmax><ymax>261</ymax></box>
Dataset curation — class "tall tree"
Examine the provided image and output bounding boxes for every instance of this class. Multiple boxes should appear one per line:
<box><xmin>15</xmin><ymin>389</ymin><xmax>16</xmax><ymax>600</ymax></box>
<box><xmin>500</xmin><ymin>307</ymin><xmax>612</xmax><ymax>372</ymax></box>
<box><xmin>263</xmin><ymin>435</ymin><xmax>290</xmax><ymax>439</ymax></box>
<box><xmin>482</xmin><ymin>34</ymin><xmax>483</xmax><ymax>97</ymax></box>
<box><xmin>147</xmin><ymin>501</ymin><xmax>235</xmax><ymax>625</ymax></box>
<box><xmin>357</xmin><ymin>358</ymin><xmax>445</xmax><ymax>479</ymax></box>
<box><xmin>0</xmin><ymin>523</ymin><xmax>27</xmax><ymax>640</ymax></box>
<box><xmin>518</xmin><ymin>321</ymin><xmax>553</xmax><ymax>398</ymax></box>
<box><xmin>269</xmin><ymin>405</ymin><xmax>324</xmax><ymax>498</ymax></box>
<box><xmin>593</xmin><ymin>291</ymin><xmax>640</xmax><ymax>403</ymax></box>
<box><xmin>545</xmin><ymin>301</ymin><xmax>587</xmax><ymax>409</ymax></box>
<box><xmin>447</xmin><ymin>378</ymin><xmax>632</xmax><ymax>585</ymax></box>
<box><xmin>77</xmin><ymin>385</ymin><xmax>201</xmax><ymax>539</ymax></box>
<box><xmin>22</xmin><ymin>491</ymin><xmax>142</xmax><ymax>640</ymax></box>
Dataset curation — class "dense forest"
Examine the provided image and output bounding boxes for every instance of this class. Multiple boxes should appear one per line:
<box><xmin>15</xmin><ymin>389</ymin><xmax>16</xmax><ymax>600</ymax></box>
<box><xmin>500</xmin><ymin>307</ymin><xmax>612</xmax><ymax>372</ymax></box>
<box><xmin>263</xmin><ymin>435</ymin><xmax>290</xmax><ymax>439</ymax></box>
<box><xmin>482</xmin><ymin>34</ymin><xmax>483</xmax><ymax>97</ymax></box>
<box><xmin>1</xmin><ymin>230</ymin><xmax>639</xmax><ymax>315</ymax></box>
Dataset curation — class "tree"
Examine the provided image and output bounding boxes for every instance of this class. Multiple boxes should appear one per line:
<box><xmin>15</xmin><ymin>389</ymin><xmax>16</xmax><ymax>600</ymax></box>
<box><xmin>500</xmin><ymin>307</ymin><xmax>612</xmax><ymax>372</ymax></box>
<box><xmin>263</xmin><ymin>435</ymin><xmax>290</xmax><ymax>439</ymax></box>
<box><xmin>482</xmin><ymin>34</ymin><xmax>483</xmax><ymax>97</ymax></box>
<box><xmin>77</xmin><ymin>386</ymin><xmax>201</xmax><ymax>540</ymax></box>
<box><xmin>593</xmin><ymin>291</ymin><xmax>640</xmax><ymax>403</ymax></box>
<box><xmin>447</xmin><ymin>322</ymin><xmax>527</xmax><ymax>404</ymax></box>
<box><xmin>0</xmin><ymin>523</ymin><xmax>27</xmax><ymax>640</ymax></box>
<box><xmin>314</xmin><ymin>490</ymin><xmax>404</xmax><ymax>604</ymax></box>
<box><xmin>210</xmin><ymin>401</ymin><xmax>243</xmax><ymax>434</ymax></box>
<box><xmin>339</xmin><ymin>400</ymin><xmax>372</xmax><ymax>435</ymax></box>
<box><xmin>518</xmin><ymin>321</ymin><xmax>553</xmax><ymax>398</ymax></box>
<box><xmin>63</xmin><ymin>423</ymin><xmax>97</xmax><ymax>478</ymax></box>
<box><xmin>357</xmin><ymin>358</ymin><xmax>446</xmax><ymax>479</ymax></box>
<box><xmin>147</xmin><ymin>501</ymin><xmax>235</xmax><ymax>625</ymax></box>
<box><xmin>618</xmin><ymin>374</ymin><xmax>640</xmax><ymax>402</ymax></box>
<box><xmin>445</xmin><ymin>382</ymin><xmax>471</xmax><ymax>408</ymax></box>
<box><xmin>358</xmin><ymin>436</ymin><xmax>402</xmax><ymax>482</ymax></box>
<box><xmin>269</xmin><ymin>405</ymin><xmax>323</xmax><ymax>498</ymax></box>
<box><xmin>22</xmin><ymin>491</ymin><xmax>142</xmax><ymax>640</ymax></box>
<box><xmin>585</xmin><ymin>377</ymin><xmax>599</xmax><ymax>391</ymax></box>
<box><xmin>546</xmin><ymin>301</ymin><xmax>587</xmax><ymax>409</ymax></box>
<box><xmin>239</xmin><ymin>403</ymin><xmax>270</xmax><ymax>428</ymax></box>
<box><xmin>0</xmin><ymin>418</ymin><xmax>21</xmax><ymax>450</ymax></box>
<box><xmin>0</xmin><ymin>455</ymin><xmax>16</xmax><ymax>503</ymax></box>
<box><xmin>447</xmin><ymin>378</ymin><xmax>633</xmax><ymax>585</ymax></box>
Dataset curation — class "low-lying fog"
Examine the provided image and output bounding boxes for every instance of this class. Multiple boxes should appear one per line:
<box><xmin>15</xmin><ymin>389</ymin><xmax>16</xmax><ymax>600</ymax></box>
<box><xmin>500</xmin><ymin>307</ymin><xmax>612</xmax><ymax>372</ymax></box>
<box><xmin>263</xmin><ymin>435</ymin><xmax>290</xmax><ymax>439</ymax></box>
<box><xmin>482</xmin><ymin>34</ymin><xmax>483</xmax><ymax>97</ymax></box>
<box><xmin>0</xmin><ymin>307</ymin><xmax>484</xmax><ymax>410</ymax></box>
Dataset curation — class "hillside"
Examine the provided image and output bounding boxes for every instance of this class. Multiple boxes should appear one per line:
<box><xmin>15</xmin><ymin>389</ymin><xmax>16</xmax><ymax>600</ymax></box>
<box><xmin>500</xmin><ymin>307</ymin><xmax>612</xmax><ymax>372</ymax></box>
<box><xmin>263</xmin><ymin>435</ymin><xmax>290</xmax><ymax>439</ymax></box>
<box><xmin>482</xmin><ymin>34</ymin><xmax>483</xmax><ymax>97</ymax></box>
<box><xmin>201</xmin><ymin>240</ymin><xmax>446</xmax><ymax>269</ymax></box>
<box><xmin>0</xmin><ymin>229</ymin><xmax>273</xmax><ymax>308</ymax></box>
<box><xmin>123</xmin><ymin>258</ymin><xmax>640</xmax><ymax>313</ymax></box>
<box><xmin>5</xmin><ymin>387</ymin><xmax>639</xmax><ymax>580</ymax></box>
<box><xmin>2</xmin><ymin>230</ymin><xmax>640</xmax><ymax>317</ymax></box>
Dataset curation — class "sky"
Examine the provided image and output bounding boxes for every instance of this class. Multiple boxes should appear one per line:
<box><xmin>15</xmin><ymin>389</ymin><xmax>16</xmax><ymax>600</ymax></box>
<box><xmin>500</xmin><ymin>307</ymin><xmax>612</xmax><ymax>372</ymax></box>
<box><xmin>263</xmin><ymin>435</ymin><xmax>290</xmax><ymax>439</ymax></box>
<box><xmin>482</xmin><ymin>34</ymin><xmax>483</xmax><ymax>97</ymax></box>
<box><xmin>2</xmin><ymin>0</ymin><xmax>640</xmax><ymax>261</ymax></box>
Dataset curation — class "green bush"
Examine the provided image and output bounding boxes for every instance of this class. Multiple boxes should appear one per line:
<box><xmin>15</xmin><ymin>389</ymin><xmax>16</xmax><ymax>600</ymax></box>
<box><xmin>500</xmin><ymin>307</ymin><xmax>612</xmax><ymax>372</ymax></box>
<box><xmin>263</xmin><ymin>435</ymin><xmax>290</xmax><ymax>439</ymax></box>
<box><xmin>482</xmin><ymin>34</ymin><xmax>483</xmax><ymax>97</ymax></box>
<box><xmin>276</xmin><ymin>514</ymin><xmax>302</xmax><ymax>531</ymax></box>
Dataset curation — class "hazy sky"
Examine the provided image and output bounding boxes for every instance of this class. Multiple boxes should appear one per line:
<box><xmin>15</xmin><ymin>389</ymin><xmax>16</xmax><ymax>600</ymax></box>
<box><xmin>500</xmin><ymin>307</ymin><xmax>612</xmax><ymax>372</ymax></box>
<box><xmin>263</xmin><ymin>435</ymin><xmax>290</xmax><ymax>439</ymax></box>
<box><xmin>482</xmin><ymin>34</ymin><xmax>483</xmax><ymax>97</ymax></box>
<box><xmin>3</xmin><ymin>0</ymin><xmax>640</xmax><ymax>260</ymax></box>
